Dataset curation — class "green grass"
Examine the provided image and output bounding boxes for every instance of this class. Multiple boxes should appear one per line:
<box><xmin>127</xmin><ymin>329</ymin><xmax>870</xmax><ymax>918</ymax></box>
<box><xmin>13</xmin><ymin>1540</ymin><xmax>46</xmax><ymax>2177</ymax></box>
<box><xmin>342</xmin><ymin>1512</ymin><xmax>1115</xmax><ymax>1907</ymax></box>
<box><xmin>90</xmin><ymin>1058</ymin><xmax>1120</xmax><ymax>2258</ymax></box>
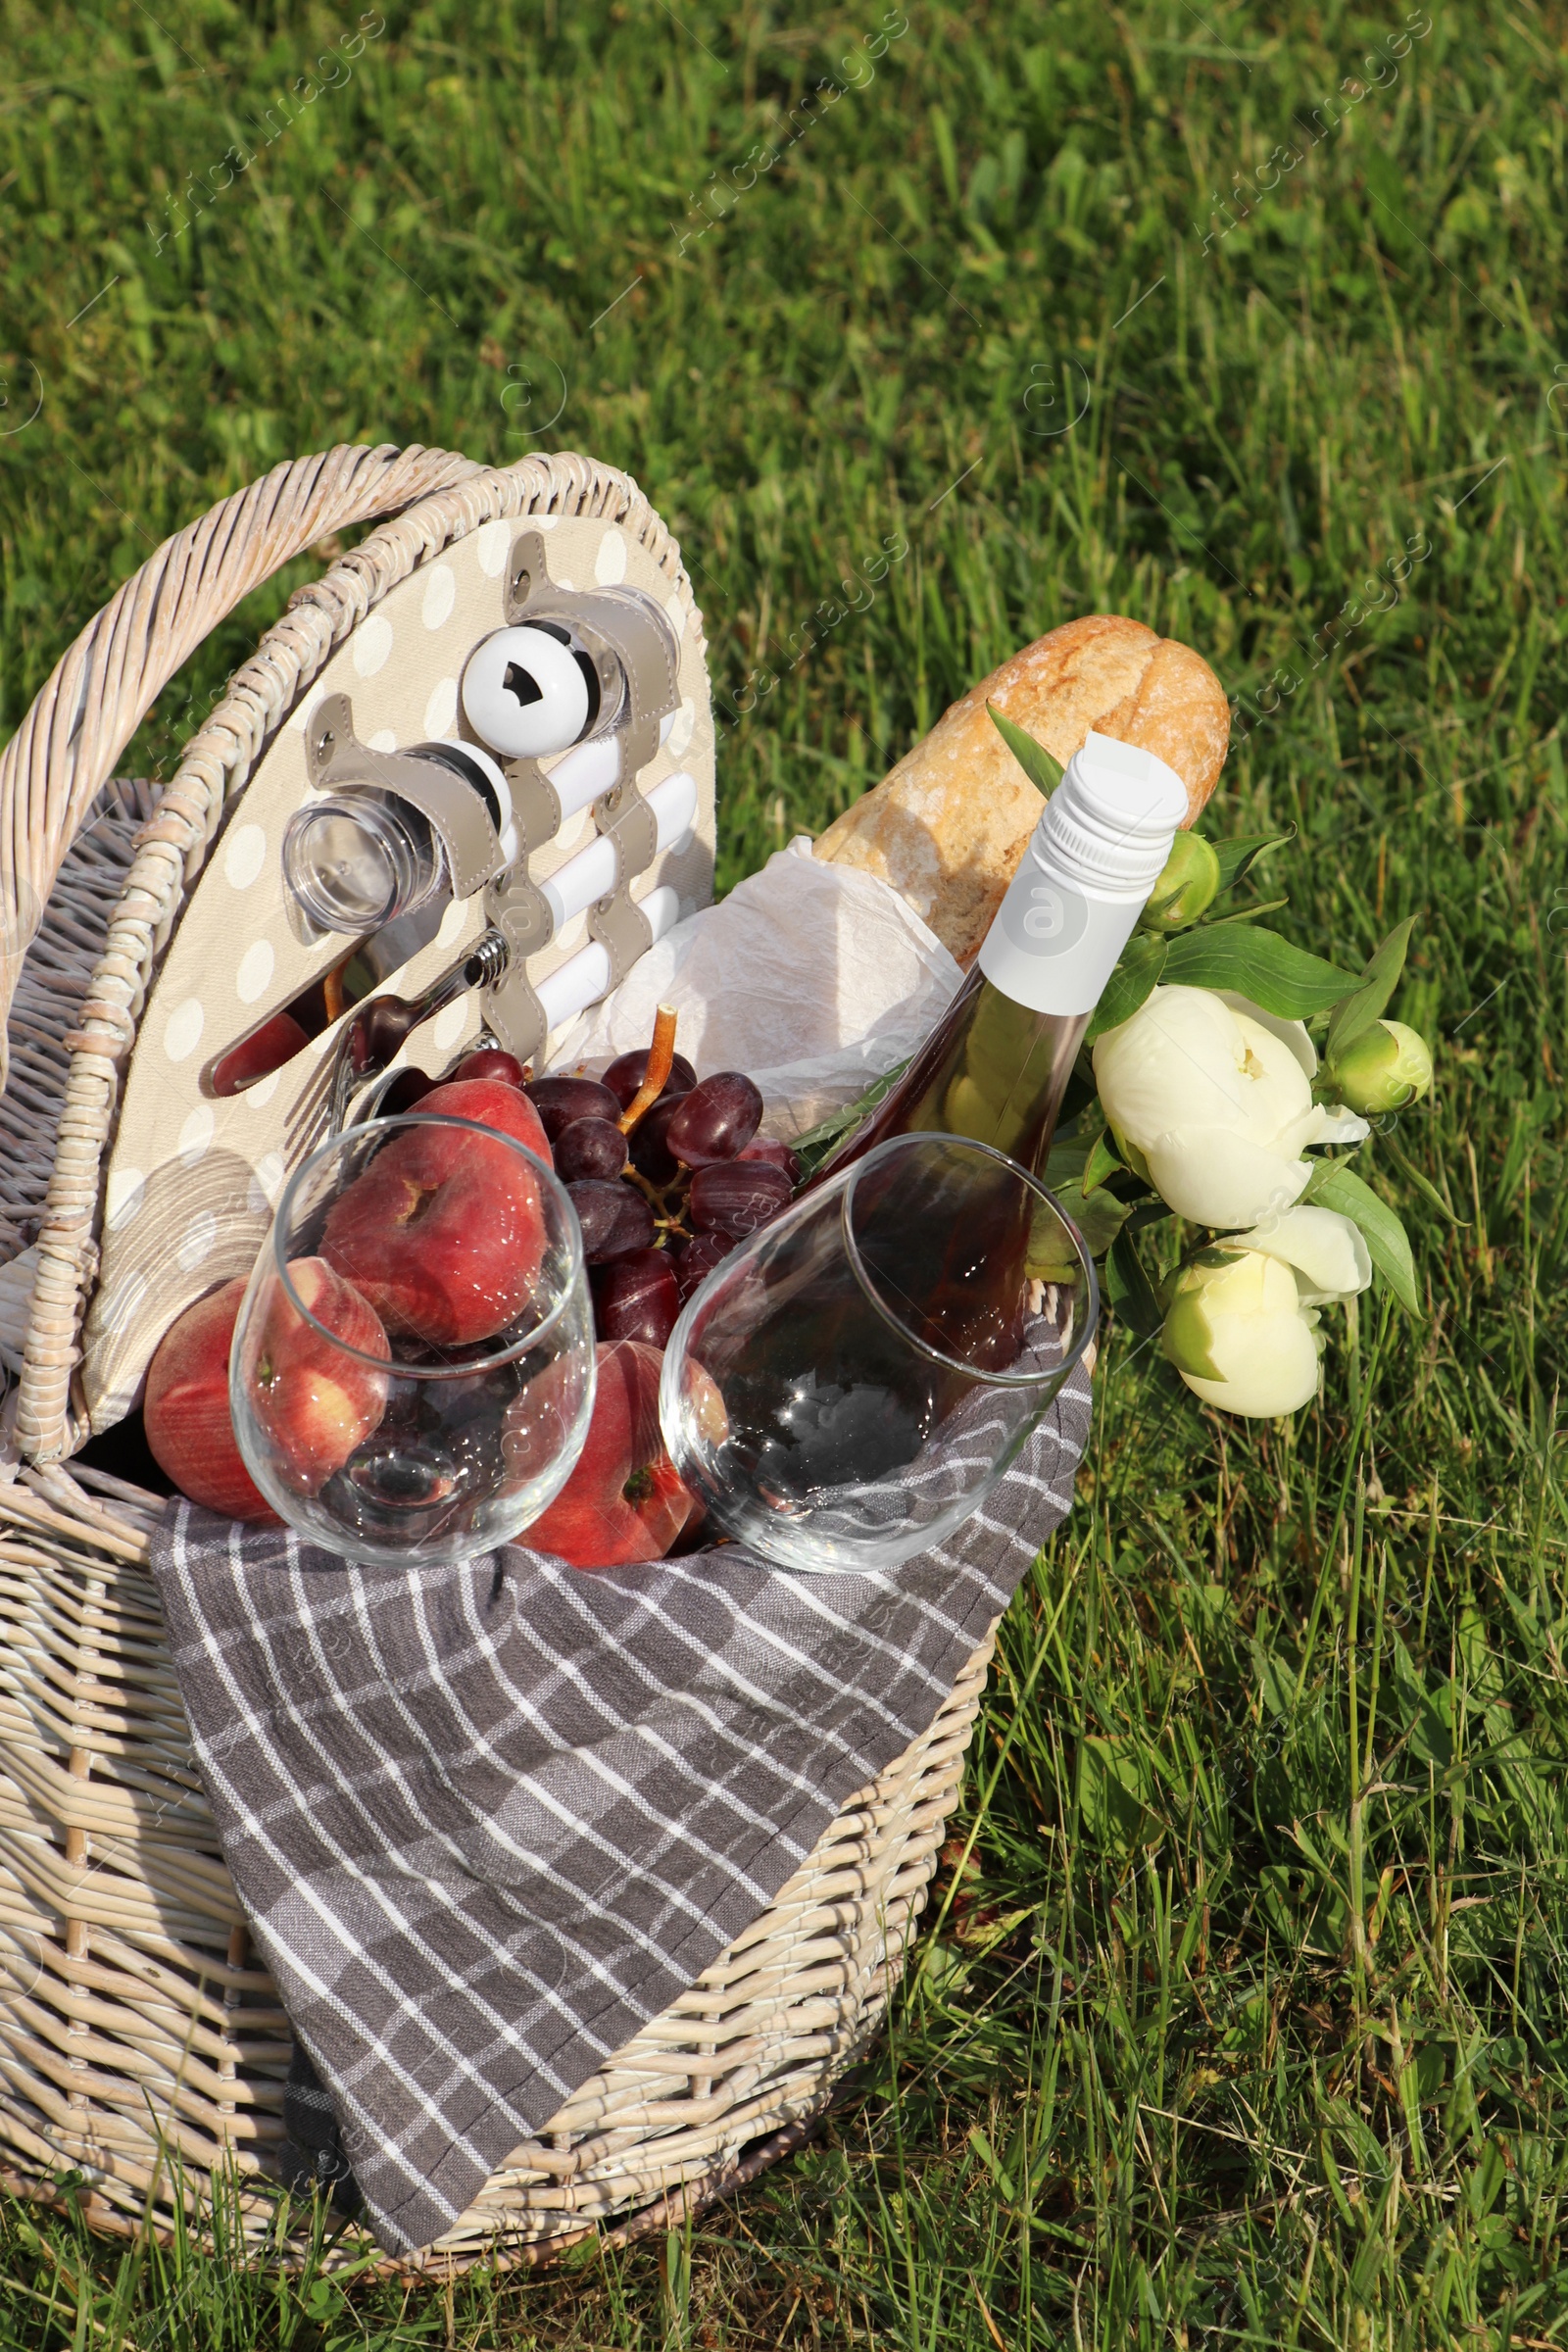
<box><xmin>2</xmin><ymin>0</ymin><xmax>1567</xmax><ymax>2340</ymax></box>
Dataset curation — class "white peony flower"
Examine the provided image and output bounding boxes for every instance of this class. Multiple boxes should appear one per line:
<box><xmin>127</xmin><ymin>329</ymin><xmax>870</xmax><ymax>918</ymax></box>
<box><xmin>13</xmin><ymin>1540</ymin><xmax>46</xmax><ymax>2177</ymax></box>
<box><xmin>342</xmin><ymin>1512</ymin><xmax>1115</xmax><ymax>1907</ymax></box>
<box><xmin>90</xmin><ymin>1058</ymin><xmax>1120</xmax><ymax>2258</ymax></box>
<box><xmin>1163</xmin><ymin>1250</ymin><xmax>1324</xmax><ymax>1417</ymax></box>
<box><xmin>1092</xmin><ymin>985</ymin><xmax>1369</xmax><ymax>1230</ymax></box>
<box><xmin>1231</xmin><ymin>1203</ymin><xmax>1372</xmax><ymax>1304</ymax></box>
<box><xmin>1214</xmin><ymin>989</ymin><xmax>1318</xmax><ymax>1079</ymax></box>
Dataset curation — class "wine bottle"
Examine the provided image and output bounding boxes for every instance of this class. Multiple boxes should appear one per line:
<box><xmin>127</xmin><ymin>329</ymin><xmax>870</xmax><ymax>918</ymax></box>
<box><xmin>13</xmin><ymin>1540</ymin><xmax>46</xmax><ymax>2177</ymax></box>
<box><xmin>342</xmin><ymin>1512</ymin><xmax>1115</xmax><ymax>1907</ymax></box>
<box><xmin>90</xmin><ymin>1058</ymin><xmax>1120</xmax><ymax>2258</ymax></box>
<box><xmin>696</xmin><ymin>735</ymin><xmax>1196</xmax><ymax>1515</ymax></box>
<box><xmin>816</xmin><ymin>730</ymin><xmax>1190</xmax><ymax>1184</ymax></box>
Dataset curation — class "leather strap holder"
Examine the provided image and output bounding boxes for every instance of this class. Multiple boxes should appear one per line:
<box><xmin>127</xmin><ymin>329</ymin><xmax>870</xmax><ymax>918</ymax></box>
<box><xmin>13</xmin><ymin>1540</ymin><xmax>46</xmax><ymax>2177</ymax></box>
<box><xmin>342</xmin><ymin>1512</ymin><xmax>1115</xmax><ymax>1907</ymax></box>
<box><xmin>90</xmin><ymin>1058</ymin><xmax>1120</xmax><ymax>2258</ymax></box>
<box><xmin>480</xmin><ymin>962</ymin><xmax>551</xmax><ymax>1072</ymax></box>
<box><xmin>500</xmin><ymin>759</ymin><xmax>563</xmax><ymax>857</ymax></box>
<box><xmin>586</xmin><ymin>890</ymin><xmax>654</xmax><ymax>991</ymax></box>
<box><xmin>585</xmin><ymin>767</ymin><xmax>659</xmax><ymax>985</ymax></box>
<box><xmin>481</xmin><ymin>528</ymin><xmax>681</xmax><ymax>1028</ymax></box>
<box><xmin>486</xmin><ymin>863</ymin><xmax>555</xmax><ymax>964</ymax></box>
<box><xmin>503</xmin><ymin>532</ymin><xmax>679</xmax><ymax>716</ymax></box>
<box><xmin>304</xmin><ymin>694</ymin><xmax>506</xmax><ymax>901</ymax></box>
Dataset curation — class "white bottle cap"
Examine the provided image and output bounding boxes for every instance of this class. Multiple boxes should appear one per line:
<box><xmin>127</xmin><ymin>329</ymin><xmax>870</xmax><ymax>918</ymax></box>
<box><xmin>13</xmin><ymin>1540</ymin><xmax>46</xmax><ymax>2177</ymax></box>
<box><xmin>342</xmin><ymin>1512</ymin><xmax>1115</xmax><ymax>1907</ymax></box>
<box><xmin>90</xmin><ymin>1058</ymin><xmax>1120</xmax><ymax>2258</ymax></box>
<box><xmin>977</xmin><ymin>730</ymin><xmax>1189</xmax><ymax>1016</ymax></box>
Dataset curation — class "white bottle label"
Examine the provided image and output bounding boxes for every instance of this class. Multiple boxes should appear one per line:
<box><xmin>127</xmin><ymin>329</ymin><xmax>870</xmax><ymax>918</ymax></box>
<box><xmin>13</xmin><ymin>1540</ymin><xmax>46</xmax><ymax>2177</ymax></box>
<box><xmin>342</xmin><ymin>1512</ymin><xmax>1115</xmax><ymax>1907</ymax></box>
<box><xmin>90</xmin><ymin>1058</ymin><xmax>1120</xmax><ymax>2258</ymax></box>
<box><xmin>977</xmin><ymin>858</ymin><xmax>1148</xmax><ymax>1017</ymax></box>
<box><xmin>976</xmin><ymin>729</ymin><xmax>1188</xmax><ymax>1018</ymax></box>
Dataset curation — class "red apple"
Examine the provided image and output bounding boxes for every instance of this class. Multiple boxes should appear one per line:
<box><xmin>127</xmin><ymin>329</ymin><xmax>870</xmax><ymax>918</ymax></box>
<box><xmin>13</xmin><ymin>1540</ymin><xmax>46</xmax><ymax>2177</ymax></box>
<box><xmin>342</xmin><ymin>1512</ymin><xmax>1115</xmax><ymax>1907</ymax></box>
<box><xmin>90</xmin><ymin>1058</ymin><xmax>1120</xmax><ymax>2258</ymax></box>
<box><xmin>145</xmin><ymin>1277</ymin><xmax>279</xmax><ymax>1521</ymax></box>
<box><xmin>247</xmin><ymin>1255</ymin><xmax>391</xmax><ymax>1495</ymax></box>
<box><xmin>320</xmin><ymin>1078</ymin><xmax>553</xmax><ymax>1346</ymax></box>
<box><xmin>521</xmin><ymin>1341</ymin><xmax>701</xmax><ymax>1569</ymax></box>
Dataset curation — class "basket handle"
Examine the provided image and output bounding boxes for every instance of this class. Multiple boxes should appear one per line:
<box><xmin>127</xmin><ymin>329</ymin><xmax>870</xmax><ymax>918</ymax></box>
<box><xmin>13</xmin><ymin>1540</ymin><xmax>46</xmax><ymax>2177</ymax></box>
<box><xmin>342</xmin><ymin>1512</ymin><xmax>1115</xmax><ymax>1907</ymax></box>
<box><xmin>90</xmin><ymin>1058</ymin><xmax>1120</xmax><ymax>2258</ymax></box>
<box><xmin>0</xmin><ymin>440</ymin><xmax>484</xmax><ymax>1091</ymax></box>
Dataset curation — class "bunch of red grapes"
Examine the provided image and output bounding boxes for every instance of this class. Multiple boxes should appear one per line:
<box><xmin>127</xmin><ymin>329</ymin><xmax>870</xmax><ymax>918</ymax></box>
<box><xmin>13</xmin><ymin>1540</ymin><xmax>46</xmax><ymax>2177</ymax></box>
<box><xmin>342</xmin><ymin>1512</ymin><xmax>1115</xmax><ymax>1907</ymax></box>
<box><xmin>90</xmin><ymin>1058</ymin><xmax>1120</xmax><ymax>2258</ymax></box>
<box><xmin>387</xmin><ymin>1046</ymin><xmax>801</xmax><ymax>1347</ymax></box>
<box><xmin>532</xmin><ymin>1051</ymin><xmax>802</xmax><ymax>1346</ymax></box>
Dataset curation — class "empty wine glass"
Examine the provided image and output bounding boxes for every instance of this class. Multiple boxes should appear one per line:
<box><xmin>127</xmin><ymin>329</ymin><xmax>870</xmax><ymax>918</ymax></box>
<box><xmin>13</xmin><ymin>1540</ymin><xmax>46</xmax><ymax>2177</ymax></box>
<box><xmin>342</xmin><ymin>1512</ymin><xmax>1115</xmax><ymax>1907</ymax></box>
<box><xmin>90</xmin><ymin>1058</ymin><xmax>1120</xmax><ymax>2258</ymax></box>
<box><xmin>230</xmin><ymin>1113</ymin><xmax>595</xmax><ymax>1567</ymax></box>
<box><xmin>659</xmin><ymin>1132</ymin><xmax>1097</xmax><ymax>1575</ymax></box>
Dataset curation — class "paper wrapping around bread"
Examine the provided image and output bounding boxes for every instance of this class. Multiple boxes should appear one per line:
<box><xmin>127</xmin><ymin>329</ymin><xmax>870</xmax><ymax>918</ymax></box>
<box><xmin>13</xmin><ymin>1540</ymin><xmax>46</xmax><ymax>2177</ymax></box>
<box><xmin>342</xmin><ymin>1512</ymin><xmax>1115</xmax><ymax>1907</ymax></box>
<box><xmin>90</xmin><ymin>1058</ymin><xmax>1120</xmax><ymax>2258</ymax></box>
<box><xmin>814</xmin><ymin>614</ymin><xmax>1230</xmax><ymax>963</ymax></box>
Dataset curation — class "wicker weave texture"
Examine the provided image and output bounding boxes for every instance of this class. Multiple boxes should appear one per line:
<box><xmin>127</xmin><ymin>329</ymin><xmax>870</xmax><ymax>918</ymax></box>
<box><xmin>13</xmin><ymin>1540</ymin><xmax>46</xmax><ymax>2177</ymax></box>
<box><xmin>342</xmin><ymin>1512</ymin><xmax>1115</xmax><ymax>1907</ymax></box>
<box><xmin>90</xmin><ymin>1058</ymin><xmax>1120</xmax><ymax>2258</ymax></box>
<box><xmin>0</xmin><ymin>781</ymin><xmax>157</xmax><ymax>1263</ymax></box>
<box><xmin>0</xmin><ymin>1462</ymin><xmax>989</xmax><ymax>2269</ymax></box>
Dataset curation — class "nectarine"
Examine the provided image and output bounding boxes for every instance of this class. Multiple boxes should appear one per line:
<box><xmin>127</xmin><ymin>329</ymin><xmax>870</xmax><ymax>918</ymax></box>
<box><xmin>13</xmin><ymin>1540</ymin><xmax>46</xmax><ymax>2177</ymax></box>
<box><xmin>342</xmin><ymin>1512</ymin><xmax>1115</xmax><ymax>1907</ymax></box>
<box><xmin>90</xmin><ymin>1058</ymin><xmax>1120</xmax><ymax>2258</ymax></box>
<box><xmin>522</xmin><ymin>1341</ymin><xmax>695</xmax><ymax>1569</ymax></box>
<box><xmin>321</xmin><ymin>1080</ymin><xmax>553</xmax><ymax>1347</ymax></box>
<box><xmin>145</xmin><ymin>1277</ymin><xmax>279</xmax><ymax>1522</ymax></box>
<box><xmin>420</xmin><ymin>1076</ymin><xmax>552</xmax><ymax>1162</ymax></box>
<box><xmin>247</xmin><ymin>1255</ymin><xmax>391</xmax><ymax>1496</ymax></box>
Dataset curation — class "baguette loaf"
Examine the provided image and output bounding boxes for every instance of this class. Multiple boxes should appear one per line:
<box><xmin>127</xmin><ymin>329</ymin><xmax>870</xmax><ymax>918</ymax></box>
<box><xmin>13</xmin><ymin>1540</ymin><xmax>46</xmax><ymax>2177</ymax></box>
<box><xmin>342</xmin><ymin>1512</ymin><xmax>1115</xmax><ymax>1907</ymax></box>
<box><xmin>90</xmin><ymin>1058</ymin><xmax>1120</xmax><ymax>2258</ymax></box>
<box><xmin>814</xmin><ymin>614</ymin><xmax>1230</xmax><ymax>963</ymax></box>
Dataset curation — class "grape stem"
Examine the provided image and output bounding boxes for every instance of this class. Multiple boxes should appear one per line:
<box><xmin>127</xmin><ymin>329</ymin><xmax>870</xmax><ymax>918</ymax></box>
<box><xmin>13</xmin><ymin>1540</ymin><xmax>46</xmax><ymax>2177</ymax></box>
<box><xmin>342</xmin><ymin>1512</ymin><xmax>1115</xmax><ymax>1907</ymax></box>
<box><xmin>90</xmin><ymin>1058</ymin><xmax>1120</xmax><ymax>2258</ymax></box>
<box><xmin>621</xmin><ymin>1162</ymin><xmax>686</xmax><ymax>1226</ymax></box>
<box><xmin>617</xmin><ymin>1004</ymin><xmax>680</xmax><ymax>1137</ymax></box>
<box><xmin>321</xmin><ymin>955</ymin><xmax>353</xmax><ymax>1025</ymax></box>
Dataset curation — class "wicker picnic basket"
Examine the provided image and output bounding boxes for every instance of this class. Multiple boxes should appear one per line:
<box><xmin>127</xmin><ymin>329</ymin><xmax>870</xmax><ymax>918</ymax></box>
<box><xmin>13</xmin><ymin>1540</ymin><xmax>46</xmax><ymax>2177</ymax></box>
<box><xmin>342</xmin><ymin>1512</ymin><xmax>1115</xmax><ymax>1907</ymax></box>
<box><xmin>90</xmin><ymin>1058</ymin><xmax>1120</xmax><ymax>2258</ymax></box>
<box><xmin>0</xmin><ymin>444</ymin><xmax>998</xmax><ymax>2269</ymax></box>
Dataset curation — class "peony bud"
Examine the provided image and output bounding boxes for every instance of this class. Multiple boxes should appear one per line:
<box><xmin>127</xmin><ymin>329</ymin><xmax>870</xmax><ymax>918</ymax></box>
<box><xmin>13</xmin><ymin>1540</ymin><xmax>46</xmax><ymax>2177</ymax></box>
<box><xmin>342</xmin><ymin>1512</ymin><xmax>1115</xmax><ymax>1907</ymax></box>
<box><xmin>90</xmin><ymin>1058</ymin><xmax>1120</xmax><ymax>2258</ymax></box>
<box><xmin>1327</xmin><ymin>1019</ymin><xmax>1433</xmax><ymax>1115</ymax></box>
<box><xmin>1139</xmin><ymin>831</ymin><xmax>1221</xmax><ymax>931</ymax></box>
<box><xmin>1163</xmin><ymin>1250</ymin><xmax>1323</xmax><ymax>1417</ymax></box>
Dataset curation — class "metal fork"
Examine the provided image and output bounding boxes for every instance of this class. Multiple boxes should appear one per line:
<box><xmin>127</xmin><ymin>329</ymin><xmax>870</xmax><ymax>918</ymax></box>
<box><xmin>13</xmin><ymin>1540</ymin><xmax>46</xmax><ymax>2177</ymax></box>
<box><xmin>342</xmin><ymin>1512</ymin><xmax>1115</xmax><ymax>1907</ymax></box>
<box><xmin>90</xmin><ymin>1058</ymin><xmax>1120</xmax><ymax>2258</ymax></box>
<box><xmin>283</xmin><ymin>927</ymin><xmax>510</xmax><ymax>1167</ymax></box>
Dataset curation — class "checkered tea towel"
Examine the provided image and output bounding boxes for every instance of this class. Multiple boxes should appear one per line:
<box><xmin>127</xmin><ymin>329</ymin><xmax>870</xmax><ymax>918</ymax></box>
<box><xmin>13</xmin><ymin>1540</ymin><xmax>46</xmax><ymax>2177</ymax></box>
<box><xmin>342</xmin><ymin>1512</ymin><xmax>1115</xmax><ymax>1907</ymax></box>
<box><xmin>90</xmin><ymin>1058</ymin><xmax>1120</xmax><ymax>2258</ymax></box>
<box><xmin>148</xmin><ymin>1356</ymin><xmax>1092</xmax><ymax>2255</ymax></box>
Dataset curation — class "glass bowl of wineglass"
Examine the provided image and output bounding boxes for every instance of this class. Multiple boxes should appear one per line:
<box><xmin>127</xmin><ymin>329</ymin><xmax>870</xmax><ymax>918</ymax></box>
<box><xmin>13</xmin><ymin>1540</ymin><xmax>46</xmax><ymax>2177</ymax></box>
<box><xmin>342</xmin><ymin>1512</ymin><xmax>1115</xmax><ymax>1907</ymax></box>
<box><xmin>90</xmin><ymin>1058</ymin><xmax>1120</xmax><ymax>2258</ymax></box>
<box><xmin>230</xmin><ymin>1113</ymin><xmax>595</xmax><ymax>1567</ymax></box>
<box><xmin>659</xmin><ymin>1131</ymin><xmax>1097</xmax><ymax>1575</ymax></box>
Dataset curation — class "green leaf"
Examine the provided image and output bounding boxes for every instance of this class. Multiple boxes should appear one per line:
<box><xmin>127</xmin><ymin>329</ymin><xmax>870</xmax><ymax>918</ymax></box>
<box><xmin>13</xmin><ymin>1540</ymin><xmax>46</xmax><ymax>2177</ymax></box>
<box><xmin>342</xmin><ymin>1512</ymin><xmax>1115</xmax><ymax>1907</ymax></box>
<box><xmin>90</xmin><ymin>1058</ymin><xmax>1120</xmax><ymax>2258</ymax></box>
<box><xmin>1043</xmin><ymin>1179</ymin><xmax>1132</xmax><ymax>1260</ymax></box>
<box><xmin>1104</xmin><ymin>1231</ymin><xmax>1162</xmax><ymax>1336</ymax></box>
<box><xmin>1324</xmin><ymin>915</ymin><xmax>1417</xmax><ymax>1061</ymax></box>
<box><xmin>1042</xmin><ymin>1127</ymin><xmax>1094</xmax><ymax>1189</ymax></box>
<box><xmin>986</xmin><ymin>701</ymin><xmax>1064</xmax><ymax>797</ymax></box>
<box><xmin>1208</xmin><ymin>829</ymin><xmax>1294</xmax><ymax>892</ymax></box>
<box><xmin>789</xmin><ymin>1058</ymin><xmax>908</xmax><ymax>1171</ymax></box>
<box><xmin>1083</xmin><ymin>1129</ymin><xmax>1123</xmax><ymax>1193</ymax></box>
<box><xmin>1407</xmin><ymin>1678</ymin><xmax>1455</xmax><ymax>1770</ymax></box>
<box><xmin>1040</xmin><ymin>1125</ymin><xmax>1152</xmax><ymax>1258</ymax></box>
<box><xmin>966</xmin><ymin>2124</ymin><xmax>1018</xmax><ymax>2200</ymax></box>
<box><xmin>1085</xmin><ymin>934</ymin><xmax>1167</xmax><ymax>1042</ymax></box>
<box><xmin>1375</xmin><ymin>1127</ymin><xmax>1469</xmax><ymax>1226</ymax></box>
<box><xmin>1077</xmin><ymin>1734</ymin><xmax>1159</xmax><ymax>1852</ymax></box>
<box><xmin>1301</xmin><ymin>1161</ymin><xmax>1421</xmax><ymax>1315</ymax></box>
<box><xmin>1199</xmin><ymin>895</ymin><xmax>1290</xmax><ymax>928</ymax></box>
<box><xmin>1160</xmin><ymin>925</ymin><xmax>1362</xmax><ymax>1016</ymax></box>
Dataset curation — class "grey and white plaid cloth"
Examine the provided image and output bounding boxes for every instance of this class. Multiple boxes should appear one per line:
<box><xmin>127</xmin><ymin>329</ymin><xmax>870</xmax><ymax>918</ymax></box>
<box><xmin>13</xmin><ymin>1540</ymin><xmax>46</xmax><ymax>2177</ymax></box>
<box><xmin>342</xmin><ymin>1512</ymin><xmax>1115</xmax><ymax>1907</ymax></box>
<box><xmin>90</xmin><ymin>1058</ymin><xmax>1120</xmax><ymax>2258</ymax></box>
<box><xmin>148</xmin><ymin>1358</ymin><xmax>1091</xmax><ymax>2255</ymax></box>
